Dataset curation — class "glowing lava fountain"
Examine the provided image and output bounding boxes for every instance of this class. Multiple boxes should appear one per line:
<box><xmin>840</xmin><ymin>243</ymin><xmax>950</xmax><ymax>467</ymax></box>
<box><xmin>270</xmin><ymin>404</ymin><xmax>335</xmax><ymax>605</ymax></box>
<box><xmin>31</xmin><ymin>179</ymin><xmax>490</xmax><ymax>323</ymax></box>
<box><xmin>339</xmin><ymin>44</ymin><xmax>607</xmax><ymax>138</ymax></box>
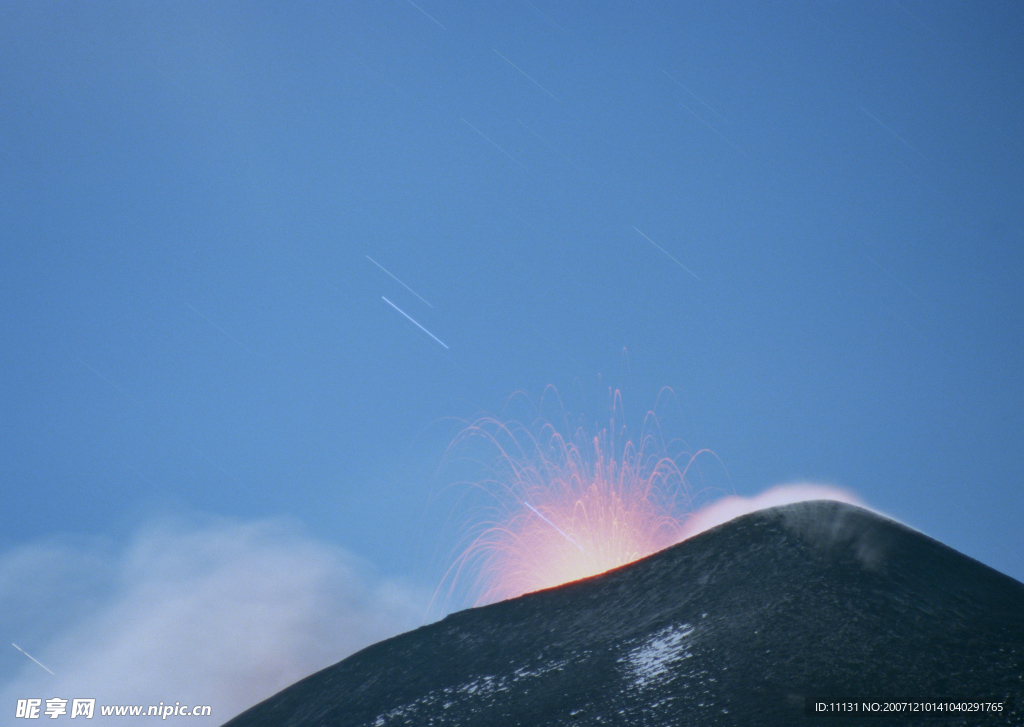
<box><xmin>438</xmin><ymin>391</ymin><xmax>711</xmax><ymax>607</ymax></box>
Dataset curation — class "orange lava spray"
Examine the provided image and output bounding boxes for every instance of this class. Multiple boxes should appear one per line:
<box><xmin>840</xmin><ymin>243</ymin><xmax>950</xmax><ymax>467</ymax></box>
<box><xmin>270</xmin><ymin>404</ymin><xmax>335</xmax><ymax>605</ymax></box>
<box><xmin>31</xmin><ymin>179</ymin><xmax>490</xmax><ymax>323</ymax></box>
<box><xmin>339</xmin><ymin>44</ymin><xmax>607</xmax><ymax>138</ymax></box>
<box><xmin>436</xmin><ymin>389</ymin><xmax>712</xmax><ymax>608</ymax></box>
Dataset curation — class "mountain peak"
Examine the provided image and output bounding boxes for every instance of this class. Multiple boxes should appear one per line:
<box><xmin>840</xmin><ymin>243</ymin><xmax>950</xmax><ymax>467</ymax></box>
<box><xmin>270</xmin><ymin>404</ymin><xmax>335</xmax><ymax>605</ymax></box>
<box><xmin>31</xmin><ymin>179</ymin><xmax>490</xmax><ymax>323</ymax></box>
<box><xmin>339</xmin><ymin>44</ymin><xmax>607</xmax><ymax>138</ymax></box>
<box><xmin>225</xmin><ymin>501</ymin><xmax>1023</xmax><ymax>726</ymax></box>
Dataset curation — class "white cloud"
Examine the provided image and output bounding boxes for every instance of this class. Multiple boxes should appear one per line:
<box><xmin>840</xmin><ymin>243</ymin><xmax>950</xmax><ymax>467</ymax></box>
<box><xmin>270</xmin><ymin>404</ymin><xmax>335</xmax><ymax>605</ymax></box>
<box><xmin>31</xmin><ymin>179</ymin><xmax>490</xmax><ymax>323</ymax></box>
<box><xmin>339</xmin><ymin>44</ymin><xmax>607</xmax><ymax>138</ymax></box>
<box><xmin>1</xmin><ymin>517</ymin><xmax>428</xmax><ymax>724</ymax></box>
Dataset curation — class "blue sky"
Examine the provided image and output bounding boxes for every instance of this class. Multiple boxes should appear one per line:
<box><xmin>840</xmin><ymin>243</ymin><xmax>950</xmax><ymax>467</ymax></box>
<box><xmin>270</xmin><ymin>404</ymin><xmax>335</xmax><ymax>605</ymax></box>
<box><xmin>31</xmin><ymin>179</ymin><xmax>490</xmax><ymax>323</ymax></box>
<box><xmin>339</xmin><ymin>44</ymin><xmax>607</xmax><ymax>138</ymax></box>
<box><xmin>2</xmin><ymin>1</ymin><xmax>1022</xmax><ymax>721</ymax></box>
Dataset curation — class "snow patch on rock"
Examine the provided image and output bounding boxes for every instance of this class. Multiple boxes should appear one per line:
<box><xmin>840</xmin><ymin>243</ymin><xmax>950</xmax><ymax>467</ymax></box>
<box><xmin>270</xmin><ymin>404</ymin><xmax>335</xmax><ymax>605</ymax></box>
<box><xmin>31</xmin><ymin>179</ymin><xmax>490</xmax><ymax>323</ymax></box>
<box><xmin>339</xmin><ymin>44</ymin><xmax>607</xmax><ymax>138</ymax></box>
<box><xmin>371</xmin><ymin>658</ymin><xmax>569</xmax><ymax>724</ymax></box>
<box><xmin>621</xmin><ymin>623</ymin><xmax>694</xmax><ymax>689</ymax></box>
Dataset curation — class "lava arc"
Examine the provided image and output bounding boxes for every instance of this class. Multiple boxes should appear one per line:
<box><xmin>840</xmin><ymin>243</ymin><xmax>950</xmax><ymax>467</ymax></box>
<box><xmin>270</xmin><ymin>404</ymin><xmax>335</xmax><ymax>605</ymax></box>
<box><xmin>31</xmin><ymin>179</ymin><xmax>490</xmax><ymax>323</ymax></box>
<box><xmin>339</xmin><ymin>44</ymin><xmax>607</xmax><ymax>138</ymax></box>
<box><xmin>439</xmin><ymin>391</ymin><xmax>708</xmax><ymax>606</ymax></box>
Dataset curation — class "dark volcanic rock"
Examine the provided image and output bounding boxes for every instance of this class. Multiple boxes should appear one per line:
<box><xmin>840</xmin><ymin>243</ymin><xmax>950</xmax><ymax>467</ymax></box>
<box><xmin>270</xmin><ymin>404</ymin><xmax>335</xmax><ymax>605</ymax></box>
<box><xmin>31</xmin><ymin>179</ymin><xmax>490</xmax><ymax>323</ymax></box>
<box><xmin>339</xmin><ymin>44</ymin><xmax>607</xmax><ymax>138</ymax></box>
<box><xmin>224</xmin><ymin>501</ymin><xmax>1023</xmax><ymax>726</ymax></box>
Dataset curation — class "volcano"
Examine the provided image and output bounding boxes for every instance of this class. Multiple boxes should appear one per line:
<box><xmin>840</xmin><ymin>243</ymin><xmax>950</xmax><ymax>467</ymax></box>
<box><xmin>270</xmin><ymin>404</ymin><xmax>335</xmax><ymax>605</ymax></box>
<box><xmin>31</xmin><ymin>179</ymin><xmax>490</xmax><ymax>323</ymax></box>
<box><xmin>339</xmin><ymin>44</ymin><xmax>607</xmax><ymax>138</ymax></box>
<box><xmin>223</xmin><ymin>501</ymin><xmax>1023</xmax><ymax>726</ymax></box>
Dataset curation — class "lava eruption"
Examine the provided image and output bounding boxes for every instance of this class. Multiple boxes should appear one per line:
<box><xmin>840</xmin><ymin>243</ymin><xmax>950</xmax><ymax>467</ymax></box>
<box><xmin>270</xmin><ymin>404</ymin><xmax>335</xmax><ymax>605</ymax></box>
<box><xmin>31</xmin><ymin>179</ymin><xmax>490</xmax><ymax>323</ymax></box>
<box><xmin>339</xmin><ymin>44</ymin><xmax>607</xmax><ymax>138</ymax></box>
<box><xmin>437</xmin><ymin>390</ymin><xmax>711</xmax><ymax>606</ymax></box>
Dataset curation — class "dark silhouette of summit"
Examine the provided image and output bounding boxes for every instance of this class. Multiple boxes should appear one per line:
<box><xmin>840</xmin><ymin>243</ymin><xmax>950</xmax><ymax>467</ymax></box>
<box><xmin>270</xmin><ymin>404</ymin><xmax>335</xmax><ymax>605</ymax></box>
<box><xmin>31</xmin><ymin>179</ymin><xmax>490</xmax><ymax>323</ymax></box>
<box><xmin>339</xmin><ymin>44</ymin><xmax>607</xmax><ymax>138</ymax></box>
<box><xmin>223</xmin><ymin>501</ymin><xmax>1023</xmax><ymax>726</ymax></box>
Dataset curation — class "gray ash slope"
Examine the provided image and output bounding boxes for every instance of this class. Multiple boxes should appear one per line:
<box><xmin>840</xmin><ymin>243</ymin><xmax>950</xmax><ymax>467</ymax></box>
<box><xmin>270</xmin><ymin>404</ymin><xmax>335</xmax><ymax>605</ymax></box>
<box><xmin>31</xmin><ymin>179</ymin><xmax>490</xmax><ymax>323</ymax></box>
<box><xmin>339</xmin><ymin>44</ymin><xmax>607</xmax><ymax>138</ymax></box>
<box><xmin>224</xmin><ymin>501</ymin><xmax>1023</xmax><ymax>726</ymax></box>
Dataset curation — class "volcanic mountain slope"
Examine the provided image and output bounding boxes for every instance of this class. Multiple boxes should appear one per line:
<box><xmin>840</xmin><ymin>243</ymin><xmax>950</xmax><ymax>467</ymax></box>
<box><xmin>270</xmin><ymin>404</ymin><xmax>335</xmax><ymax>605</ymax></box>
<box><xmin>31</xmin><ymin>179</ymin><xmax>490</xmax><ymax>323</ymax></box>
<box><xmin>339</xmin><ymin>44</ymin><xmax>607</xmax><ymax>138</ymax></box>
<box><xmin>224</xmin><ymin>501</ymin><xmax>1023</xmax><ymax>726</ymax></box>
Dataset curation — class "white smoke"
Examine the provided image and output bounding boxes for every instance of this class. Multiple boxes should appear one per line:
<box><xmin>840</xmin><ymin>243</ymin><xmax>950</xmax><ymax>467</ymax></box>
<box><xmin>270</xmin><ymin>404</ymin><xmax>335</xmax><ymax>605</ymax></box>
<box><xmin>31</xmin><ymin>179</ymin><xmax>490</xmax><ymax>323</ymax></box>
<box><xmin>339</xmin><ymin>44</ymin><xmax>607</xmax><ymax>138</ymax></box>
<box><xmin>1</xmin><ymin>516</ymin><xmax>428</xmax><ymax>724</ymax></box>
<box><xmin>678</xmin><ymin>482</ymin><xmax>867</xmax><ymax>541</ymax></box>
